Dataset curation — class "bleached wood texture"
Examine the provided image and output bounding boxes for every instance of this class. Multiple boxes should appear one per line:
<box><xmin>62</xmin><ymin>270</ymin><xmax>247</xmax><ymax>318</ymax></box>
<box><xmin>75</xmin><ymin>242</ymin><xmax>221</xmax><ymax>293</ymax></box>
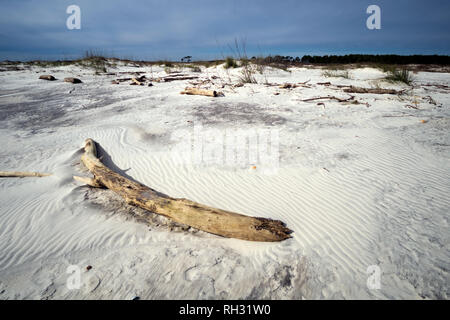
<box><xmin>0</xmin><ymin>171</ymin><xmax>51</xmax><ymax>177</ymax></box>
<box><xmin>77</xmin><ymin>138</ymin><xmax>292</xmax><ymax>242</ymax></box>
<box><xmin>180</xmin><ymin>87</ymin><xmax>218</xmax><ymax>97</ymax></box>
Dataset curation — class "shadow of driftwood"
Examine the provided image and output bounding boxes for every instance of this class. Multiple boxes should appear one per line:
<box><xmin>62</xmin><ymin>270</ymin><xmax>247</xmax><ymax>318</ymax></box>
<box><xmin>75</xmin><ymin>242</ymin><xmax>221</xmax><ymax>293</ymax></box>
<box><xmin>95</xmin><ymin>143</ymin><xmax>136</xmax><ymax>181</ymax></box>
<box><xmin>94</xmin><ymin>142</ymin><xmax>169</xmax><ymax>198</ymax></box>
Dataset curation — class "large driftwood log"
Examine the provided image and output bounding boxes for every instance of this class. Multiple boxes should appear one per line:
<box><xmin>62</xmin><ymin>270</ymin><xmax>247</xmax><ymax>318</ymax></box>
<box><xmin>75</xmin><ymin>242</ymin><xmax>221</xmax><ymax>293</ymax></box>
<box><xmin>180</xmin><ymin>87</ymin><xmax>218</xmax><ymax>97</ymax></box>
<box><xmin>0</xmin><ymin>171</ymin><xmax>51</xmax><ymax>177</ymax></box>
<box><xmin>76</xmin><ymin>139</ymin><xmax>292</xmax><ymax>242</ymax></box>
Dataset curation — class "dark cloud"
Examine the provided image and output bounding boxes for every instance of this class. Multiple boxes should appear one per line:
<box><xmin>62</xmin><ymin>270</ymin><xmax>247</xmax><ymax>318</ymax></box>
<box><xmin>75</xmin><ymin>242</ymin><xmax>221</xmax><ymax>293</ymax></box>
<box><xmin>0</xmin><ymin>0</ymin><xmax>449</xmax><ymax>60</ymax></box>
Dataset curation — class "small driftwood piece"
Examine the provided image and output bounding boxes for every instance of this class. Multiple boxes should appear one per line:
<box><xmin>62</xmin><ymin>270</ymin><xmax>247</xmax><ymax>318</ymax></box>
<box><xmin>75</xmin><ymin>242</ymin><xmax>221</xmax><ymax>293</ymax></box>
<box><xmin>64</xmin><ymin>77</ymin><xmax>82</xmax><ymax>84</ymax></box>
<box><xmin>116</xmin><ymin>71</ymin><xmax>146</xmax><ymax>75</ymax></box>
<box><xmin>421</xmin><ymin>84</ymin><xmax>450</xmax><ymax>90</ymax></box>
<box><xmin>300</xmin><ymin>95</ymin><xmax>370</xmax><ymax>107</ymax></box>
<box><xmin>0</xmin><ymin>171</ymin><xmax>51</xmax><ymax>178</ymax></box>
<box><xmin>180</xmin><ymin>87</ymin><xmax>219</xmax><ymax>97</ymax></box>
<box><xmin>158</xmin><ymin>75</ymin><xmax>199</xmax><ymax>82</ymax></box>
<box><xmin>113</xmin><ymin>75</ymin><xmax>151</xmax><ymax>86</ymax></box>
<box><xmin>39</xmin><ymin>75</ymin><xmax>56</xmax><ymax>81</ymax></box>
<box><xmin>114</xmin><ymin>78</ymin><xmax>132</xmax><ymax>83</ymax></box>
<box><xmin>301</xmin><ymin>95</ymin><xmax>356</xmax><ymax>103</ymax></box>
<box><xmin>75</xmin><ymin>139</ymin><xmax>292</xmax><ymax>241</ymax></box>
<box><xmin>130</xmin><ymin>77</ymin><xmax>144</xmax><ymax>86</ymax></box>
<box><xmin>279</xmin><ymin>80</ymin><xmax>311</xmax><ymax>89</ymax></box>
<box><xmin>279</xmin><ymin>83</ymin><xmax>295</xmax><ymax>89</ymax></box>
<box><xmin>189</xmin><ymin>79</ymin><xmax>213</xmax><ymax>86</ymax></box>
<box><xmin>344</xmin><ymin>86</ymin><xmax>403</xmax><ymax>95</ymax></box>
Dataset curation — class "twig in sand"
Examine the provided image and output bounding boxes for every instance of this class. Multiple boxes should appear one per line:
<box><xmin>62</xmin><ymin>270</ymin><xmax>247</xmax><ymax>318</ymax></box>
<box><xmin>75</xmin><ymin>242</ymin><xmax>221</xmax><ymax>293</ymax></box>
<box><xmin>301</xmin><ymin>95</ymin><xmax>356</xmax><ymax>103</ymax></box>
<box><xmin>0</xmin><ymin>171</ymin><xmax>51</xmax><ymax>178</ymax></box>
<box><xmin>299</xmin><ymin>95</ymin><xmax>370</xmax><ymax>107</ymax></box>
<box><xmin>421</xmin><ymin>83</ymin><xmax>450</xmax><ymax>90</ymax></box>
<box><xmin>423</xmin><ymin>95</ymin><xmax>442</xmax><ymax>107</ymax></box>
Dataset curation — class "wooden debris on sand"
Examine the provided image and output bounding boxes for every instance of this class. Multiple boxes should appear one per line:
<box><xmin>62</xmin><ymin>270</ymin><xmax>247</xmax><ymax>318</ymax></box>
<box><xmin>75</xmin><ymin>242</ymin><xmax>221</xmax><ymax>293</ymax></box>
<box><xmin>278</xmin><ymin>80</ymin><xmax>311</xmax><ymax>89</ymax></box>
<box><xmin>156</xmin><ymin>74</ymin><xmax>199</xmax><ymax>82</ymax></box>
<box><xmin>130</xmin><ymin>75</ymin><xmax>150</xmax><ymax>86</ymax></box>
<box><xmin>180</xmin><ymin>87</ymin><xmax>221</xmax><ymax>97</ymax></box>
<box><xmin>74</xmin><ymin>139</ymin><xmax>292</xmax><ymax>242</ymax></box>
<box><xmin>64</xmin><ymin>77</ymin><xmax>82</xmax><ymax>84</ymax></box>
<box><xmin>300</xmin><ymin>95</ymin><xmax>370</xmax><ymax>107</ymax></box>
<box><xmin>0</xmin><ymin>171</ymin><xmax>51</xmax><ymax>178</ymax></box>
<box><xmin>344</xmin><ymin>86</ymin><xmax>404</xmax><ymax>95</ymax></box>
<box><xmin>112</xmin><ymin>75</ymin><xmax>152</xmax><ymax>86</ymax></box>
<box><xmin>39</xmin><ymin>75</ymin><xmax>56</xmax><ymax>81</ymax></box>
<box><xmin>114</xmin><ymin>77</ymin><xmax>132</xmax><ymax>83</ymax></box>
<box><xmin>421</xmin><ymin>83</ymin><xmax>450</xmax><ymax>90</ymax></box>
<box><xmin>301</xmin><ymin>95</ymin><xmax>356</xmax><ymax>103</ymax></box>
<box><xmin>130</xmin><ymin>77</ymin><xmax>144</xmax><ymax>85</ymax></box>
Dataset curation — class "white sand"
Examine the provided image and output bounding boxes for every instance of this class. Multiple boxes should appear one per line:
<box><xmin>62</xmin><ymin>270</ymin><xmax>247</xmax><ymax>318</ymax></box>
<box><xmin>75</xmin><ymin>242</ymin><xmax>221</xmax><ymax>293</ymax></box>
<box><xmin>0</xmin><ymin>61</ymin><xmax>448</xmax><ymax>299</ymax></box>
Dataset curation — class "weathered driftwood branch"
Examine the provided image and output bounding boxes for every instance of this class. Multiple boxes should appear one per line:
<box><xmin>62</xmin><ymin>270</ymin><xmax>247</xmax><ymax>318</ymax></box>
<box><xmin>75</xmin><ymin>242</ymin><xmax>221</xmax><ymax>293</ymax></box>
<box><xmin>421</xmin><ymin>83</ymin><xmax>450</xmax><ymax>90</ymax></box>
<box><xmin>64</xmin><ymin>77</ymin><xmax>82</xmax><ymax>84</ymax></box>
<box><xmin>180</xmin><ymin>87</ymin><xmax>219</xmax><ymax>97</ymax></box>
<box><xmin>39</xmin><ymin>75</ymin><xmax>56</xmax><ymax>81</ymax></box>
<box><xmin>301</xmin><ymin>95</ymin><xmax>355</xmax><ymax>103</ymax></box>
<box><xmin>76</xmin><ymin>139</ymin><xmax>292</xmax><ymax>242</ymax></box>
<box><xmin>0</xmin><ymin>171</ymin><xmax>51</xmax><ymax>177</ymax></box>
<box><xmin>278</xmin><ymin>80</ymin><xmax>311</xmax><ymax>89</ymax></box>
<box><xmin>114</xmin><ymin>78</ymin><xmax>132</xmax><ymax>83</ymax></box>
<box><xmin>156</xmin><ymin>75</ymin><xmax>199</xmax><ymax>82</ymax></box>
<box><xmin>344</xmin><ymin>86</ymin><xmax>403</xmax><ymax>95</ymax></box>
<box><xmin>131</xmin><ymin>77</ymin><xmax>144</xmax><ymax>85</ymax></box>
<box><xmin>300</xmin><ymin>95</ymin><xmax>370</xmax><ymax>107</ymax></box>
<box><xmin>113</xmin><ymin>76</ymin><xmax>152</xmax><ymax>86</ymax></box>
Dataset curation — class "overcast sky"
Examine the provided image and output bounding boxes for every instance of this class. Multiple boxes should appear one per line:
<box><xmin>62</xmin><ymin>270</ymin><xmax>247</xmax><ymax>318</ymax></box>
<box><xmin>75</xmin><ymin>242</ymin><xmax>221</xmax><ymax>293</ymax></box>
<box><xmin>1</xmin><ymin>0</ymin><xmax>449</xmax><ymax>61</ymax></box>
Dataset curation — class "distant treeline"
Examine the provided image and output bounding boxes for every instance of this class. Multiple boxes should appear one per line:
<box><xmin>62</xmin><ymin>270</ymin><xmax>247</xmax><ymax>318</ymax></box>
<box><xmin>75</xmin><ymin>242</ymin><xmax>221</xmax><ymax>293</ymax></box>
<box><xmin>250</xmin><ymin>54</ymin><xmax>450</xmax><ymax>65</ymax></box>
